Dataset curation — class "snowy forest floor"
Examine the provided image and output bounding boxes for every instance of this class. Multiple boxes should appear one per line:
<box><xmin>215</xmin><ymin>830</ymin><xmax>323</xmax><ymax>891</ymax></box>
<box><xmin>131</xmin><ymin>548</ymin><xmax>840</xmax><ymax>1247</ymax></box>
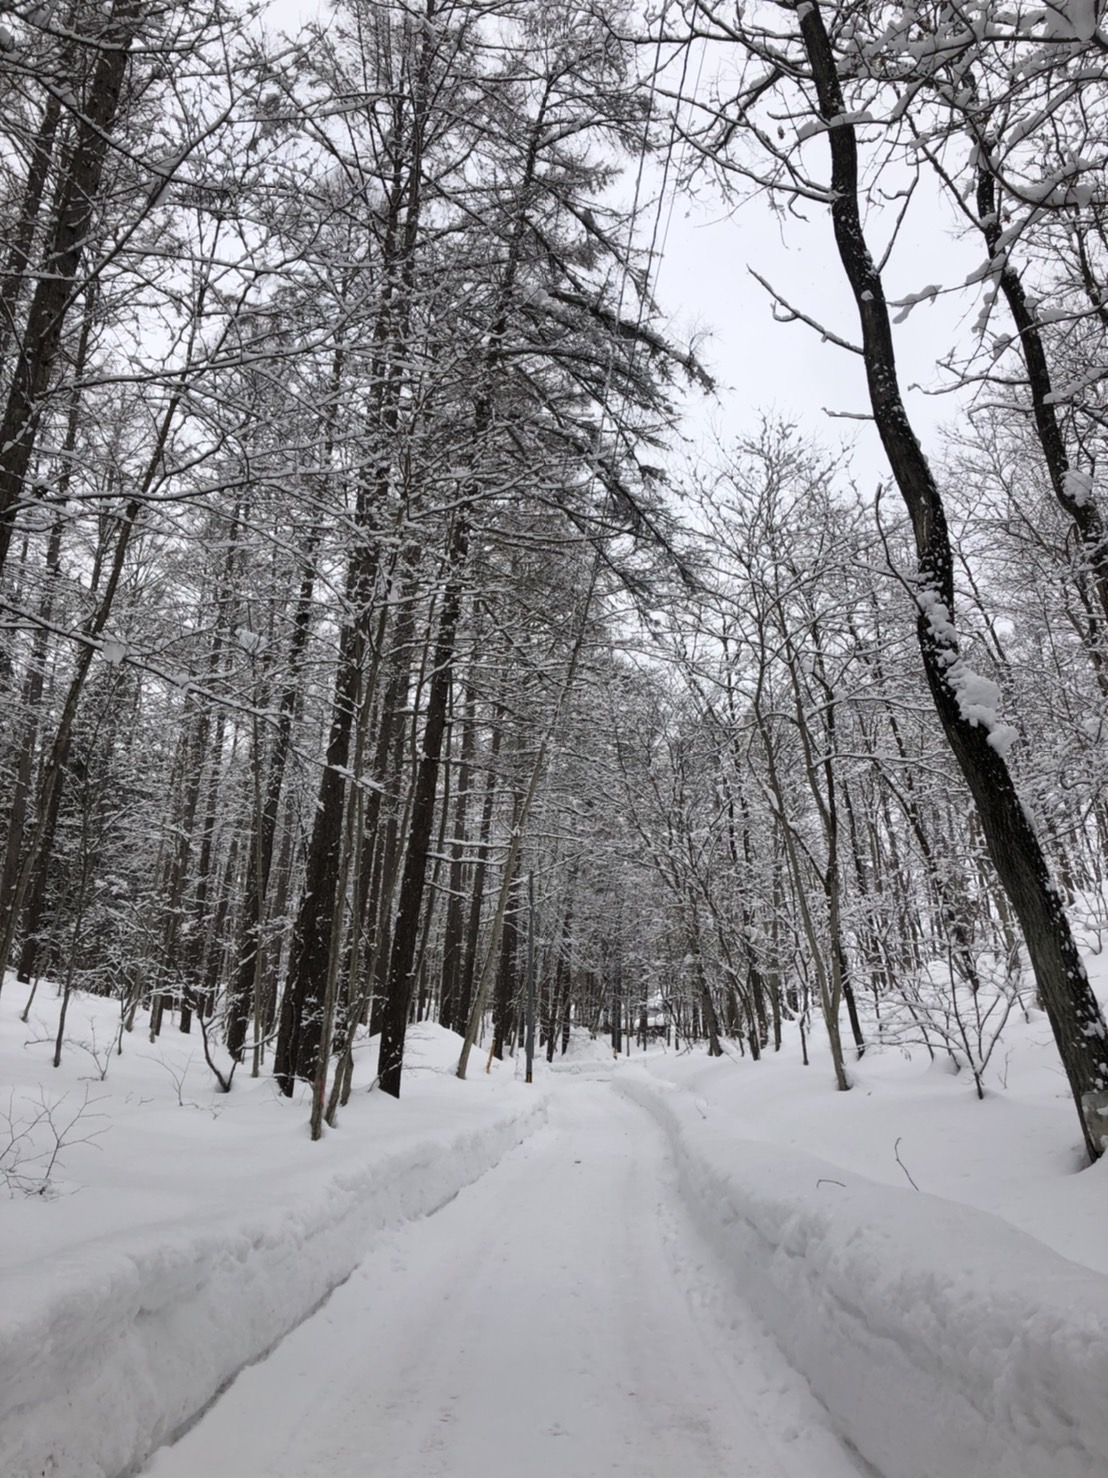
<box><xmin>4</xmin><ymin>967</ymin><xmax>1108</xmax><ymax>1478</ymax></box>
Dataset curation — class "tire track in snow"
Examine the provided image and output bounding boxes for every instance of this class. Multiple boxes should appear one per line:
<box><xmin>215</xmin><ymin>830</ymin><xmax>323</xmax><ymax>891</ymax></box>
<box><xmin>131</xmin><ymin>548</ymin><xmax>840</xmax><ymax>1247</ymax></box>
<box><xmin>143</xmin><ymin>1083</ymin><xmax>871</xmax><ymax>1478</ymax></box>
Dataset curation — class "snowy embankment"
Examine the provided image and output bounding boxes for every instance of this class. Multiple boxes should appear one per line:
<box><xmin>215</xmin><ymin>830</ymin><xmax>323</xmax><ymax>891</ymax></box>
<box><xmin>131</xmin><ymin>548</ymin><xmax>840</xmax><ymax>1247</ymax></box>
<box><xmin>617</xmin><ymin>1065</ymin><xmax>1108</xmax><ymax>1478</ymax></box>
<box><xmin>0</xmin><ymin>1006</ymin><xmax>547</xmax><ymax>1478</ymax></box>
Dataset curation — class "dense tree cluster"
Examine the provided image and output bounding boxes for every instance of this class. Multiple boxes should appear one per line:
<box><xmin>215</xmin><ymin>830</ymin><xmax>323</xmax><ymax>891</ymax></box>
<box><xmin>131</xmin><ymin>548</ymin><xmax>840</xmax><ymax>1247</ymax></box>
<box><xmin>1</xmin><ymin>0</ymin><xmax>1106</xmax><ymax>1156</ymax></box>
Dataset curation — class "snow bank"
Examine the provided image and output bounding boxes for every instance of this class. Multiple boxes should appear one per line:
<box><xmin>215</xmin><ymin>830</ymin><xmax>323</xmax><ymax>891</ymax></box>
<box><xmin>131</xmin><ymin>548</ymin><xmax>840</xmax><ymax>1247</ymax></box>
<box><xmin>617</xmin><ymin>1067</ymin><xmax>1108</xmax><ymax>1478</ymax></box>
<box><xmin>0</xmin><ymin>1087</ymin><xmax>546</xmax><ymax>1478</ymax></box>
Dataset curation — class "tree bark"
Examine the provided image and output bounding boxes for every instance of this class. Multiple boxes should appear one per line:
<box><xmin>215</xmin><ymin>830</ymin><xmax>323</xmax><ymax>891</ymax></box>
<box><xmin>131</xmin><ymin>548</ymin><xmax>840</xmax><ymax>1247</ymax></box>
<box><xmin>0</xmin><ymin>0</ymin><xmax>143</xmax><ymax>578</ymax></box>
<box><xmin>798</xmin><ymin>0</ymin><xmax>1108</xmax><ymax>1159</ymax></box>
<box><xmin>439</xmin><ymin>685</ymin><xmax>477</xmax><ymax>1034</ymax></box>
<box><xmin>377</xmin><ymin>518</ymin><xmax>470</xmax><ymax>1097</ymax></box>
<box><xmin>227</xmin><ymin>543</ymin><xmax>318</xmax><ymax>1062</ymax></box>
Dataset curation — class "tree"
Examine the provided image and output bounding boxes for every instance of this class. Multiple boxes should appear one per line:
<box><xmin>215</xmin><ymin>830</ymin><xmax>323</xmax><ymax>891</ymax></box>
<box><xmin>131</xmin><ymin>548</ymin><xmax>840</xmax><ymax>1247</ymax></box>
<box><xmin>671</xmin><ymin>0</ymin><xmax>1108</xmax><ymax>1159</ymax></box>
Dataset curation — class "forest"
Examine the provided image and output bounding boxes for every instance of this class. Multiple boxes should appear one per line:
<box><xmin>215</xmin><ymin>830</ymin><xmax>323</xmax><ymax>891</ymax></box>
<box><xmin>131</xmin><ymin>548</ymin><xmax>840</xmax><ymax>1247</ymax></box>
<box><xmin>0</xmin><ymin>0</ymin><xmax>1107</xmax><ymax>1150</ymax></box>
<box><xmin>4</xmin><ymin>2</ymin><xmax>1108</xmax><ymax>1477</ymax></box>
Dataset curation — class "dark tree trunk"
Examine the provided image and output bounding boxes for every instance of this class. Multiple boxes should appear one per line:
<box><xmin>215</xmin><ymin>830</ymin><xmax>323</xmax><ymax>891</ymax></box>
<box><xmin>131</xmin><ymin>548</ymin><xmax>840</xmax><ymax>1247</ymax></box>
<box><xmin>611</xmin><ymin>957</ymin><xmax>623</xmax><ymax>1055</ymax></box>
<box><xmin>353</xmin><ymin>567</ymin><xmax>420</xmax><ymax>1032</ymax></box>
<box><xmin>547</xmin><ymin>951</ymin><xmax>569</xmax><ymax>1064</ymax></box>
<box><xmin>377</xmin><ymin>519</ymin><xmax>469</xmax><ymax>1097</ymax></box>
<box><xmin>439</xmin><ymin>687</ymin><xmax>476</xmax><ymax>1034</ymax></box>
<box><xmin>2</xmin><ymin>294</ymin><xmax>91</xmax><ymax>941</ymax></box>
<box><xmin>0</xmin><ymin>88</ymin><xmax>63</xmax><ymax>366</ymax></box>
<box><xmin>13</xmin><ymin>739</ymin><xmax>69</xmax><ymax>983</ymax></box>
<box><xmin>799</xmin><ymin>0</ymin><xmax>1108</xmax><ymax>1160</ymax></box>
<box><xmin>455</xmin><ymin>707</ymin><xmax>504</xmax><ymax>1040</ymax></box>
<box><xmin>273</xmin><ymin>599</ymin><xmax>364</xmax><ymax>1094</ymax></box>
<box><xmin>227</xmin><ymin>548</ymin><xmax>317</xmax><ymax>1062</ymax></box>
<box><xmin>0</xmin><ymin>0</ymin><xmax>143</xmax><ymax>579</ymax></box>
<box><xmin>1</xmin><ymin>513</ymin><xmax>63</xmax><ymax>930</ymax></box>
<box><xmin>491</xmin><ymin>850</ymin><xmax>521</xmax><ymax>1061</ymax></box>
<box><xmin>976</xmin><ymin>161</ymin><xmax>1108</xmax><ymax>648</ymax></box>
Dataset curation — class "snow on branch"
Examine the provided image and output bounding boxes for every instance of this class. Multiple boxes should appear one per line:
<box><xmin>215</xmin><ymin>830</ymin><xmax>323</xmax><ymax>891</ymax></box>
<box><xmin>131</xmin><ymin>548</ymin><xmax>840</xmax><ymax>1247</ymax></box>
<box><xmin>797</xmin><ymin>110</ymin><xmax>877</xmax><ymax>142</ymax></box>
<box><xmin>748</xmin><ymin>268</ymin><xmax>864</xmax><ymax>354</ymax></box>
<box><xmin>890</xmin><ymin>284</ymin><xmax>943</xmax><ymax>323</ymax></box>
<box><xmin>1037</xmin><ymin>0</ymin><xmax>1101</xmax><ymax>43</ymax></box>
<box><xmin>916</xmin><ymin>587</ymin><xmax>1019</xmax><ymax>758</ymax></box>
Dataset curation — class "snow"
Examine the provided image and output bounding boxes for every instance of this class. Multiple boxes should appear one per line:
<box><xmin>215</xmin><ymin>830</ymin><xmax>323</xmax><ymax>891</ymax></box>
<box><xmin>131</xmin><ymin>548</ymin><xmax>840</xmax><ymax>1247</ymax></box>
<box><xmin>0</xmin><ymin>1003</ymin><xmax>547</xmax><ymax>1478</ymax></box>
<box><xmin>98</xmin><ymin>638</ymin><xmax>128</xmax><ymax>666</ymax></box>
<box><xmin>617</xmin><ymin>1065</ymin><xmax>1108</xmax><ymax>1478</ymax></box>
<box><xmin>890</xmin><ymin>283</ymin><xmax>941</xmax><ymax>323</ymax></box>
<box><xmin>1039</xmin><ymin>0</ymin><xmax>1100</xmax><ymax>43</ymax></box>
<box><xmin>914</xmin><ymin>587</ymin><xmax>1019</xmax><ymax>754</ymax></box>
<box><xmin>1064</xmin><ymin>467</ymin><xmax>1095</xmax><ymax>508</ymax></box>
<box><xmin>4</xmin><ymin>971</ymin><xmax>1108</xmax><ymax>1478</ymax></box>
<box><xmin>141</xmin><ymin>1085</ymin><xmax>867</xmax><ymax>1478</ymax></box>
<box><xmin>950</xmin><ymin>663</ymin><xmax>1016</xmax><ymax>748</ymax></box>
<box><xmin>797</xmin><ymin>110</ymin><xmax>875</xmax><ymax>142</ymax></box>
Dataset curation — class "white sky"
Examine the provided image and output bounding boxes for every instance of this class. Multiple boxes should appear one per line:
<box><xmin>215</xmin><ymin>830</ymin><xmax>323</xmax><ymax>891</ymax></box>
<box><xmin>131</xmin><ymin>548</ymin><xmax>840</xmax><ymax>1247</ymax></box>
<box><xmin>263</xmin><ymin>0</ymin><xmax>990</xmax><ymax>494</ymax></box>
<box><xmin>651</xmin><ymin>169</ymin><xmax>985</xmax><ymax>492</ymax></box>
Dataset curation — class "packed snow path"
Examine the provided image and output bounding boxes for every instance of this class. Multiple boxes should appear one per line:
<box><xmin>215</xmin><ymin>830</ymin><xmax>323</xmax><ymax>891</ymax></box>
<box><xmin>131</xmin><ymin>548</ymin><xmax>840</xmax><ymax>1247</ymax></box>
<box><xmin>144</xmin><ymin>1081</ymin><xmax>868</xmax><ymax>1478</ymax></box>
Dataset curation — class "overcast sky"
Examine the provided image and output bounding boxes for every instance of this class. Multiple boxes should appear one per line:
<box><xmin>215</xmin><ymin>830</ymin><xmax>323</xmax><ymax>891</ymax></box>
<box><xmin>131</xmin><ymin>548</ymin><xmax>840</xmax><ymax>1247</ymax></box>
<box><xmin>264</xmin><ymin>0</ymin><xmax>989</xmax><ymax>497</ymax></box>
<box><xmin>651</xmin><ymin>159</ymin><xmax>985</xmax><ymax>495</ymax></box>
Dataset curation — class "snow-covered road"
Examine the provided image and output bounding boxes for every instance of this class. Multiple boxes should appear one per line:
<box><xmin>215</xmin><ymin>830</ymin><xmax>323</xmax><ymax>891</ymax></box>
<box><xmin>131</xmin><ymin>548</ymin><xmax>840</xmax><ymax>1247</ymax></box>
<box><xmin>144</xmin><ymin>1081</ymin><xmax>868</xmax><ymax>1478</ymax></box>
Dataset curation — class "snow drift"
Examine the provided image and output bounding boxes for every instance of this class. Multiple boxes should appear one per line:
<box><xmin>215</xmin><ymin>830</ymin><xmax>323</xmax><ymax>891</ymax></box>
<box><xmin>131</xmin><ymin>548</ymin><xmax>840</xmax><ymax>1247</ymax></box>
<box><xmin>617</xmin><ymin>1067</ymin><xmax>1108</xmax><ymax>1478</ymax></box>
<box><xmin>0</xmin><ymin>1089</ymin><xmax>547</xmax><ymax>1478</ymax></box>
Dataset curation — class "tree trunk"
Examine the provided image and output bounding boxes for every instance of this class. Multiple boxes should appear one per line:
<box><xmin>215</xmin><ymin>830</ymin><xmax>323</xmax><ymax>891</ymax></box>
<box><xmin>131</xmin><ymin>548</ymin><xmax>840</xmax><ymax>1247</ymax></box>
<box><xmin>274</xmin><ymin>537</ymin><xmax>379</xmax><ymax>1093</ymax></box>
<box><xmin>227</xmin><ymin>543</ymin><xmax>318</xmax><ymax>1062</ymax></box>
<box><xmin>377</xmin><ymin>518</ymin><xmax>470</xmax><ymax>1097</ymax></box>
<box><xmin>798</xmin><ymin>0</ymin><xmax>1108</xmax><ymax>1158</ymax></box>
<box><xmin>0</xmin><ymin>0</ymin><xmax>143</xmax><ymax>578</ymax></box>
<box><xmin>491</xmin><ymin>830</ymin><xmax>522</xmax><ymax>1061</ymax></box>
<box><xmin>439</xmin><ymin>686</ymin><xmax>477</xmax><ymax>1034</ymax></box>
